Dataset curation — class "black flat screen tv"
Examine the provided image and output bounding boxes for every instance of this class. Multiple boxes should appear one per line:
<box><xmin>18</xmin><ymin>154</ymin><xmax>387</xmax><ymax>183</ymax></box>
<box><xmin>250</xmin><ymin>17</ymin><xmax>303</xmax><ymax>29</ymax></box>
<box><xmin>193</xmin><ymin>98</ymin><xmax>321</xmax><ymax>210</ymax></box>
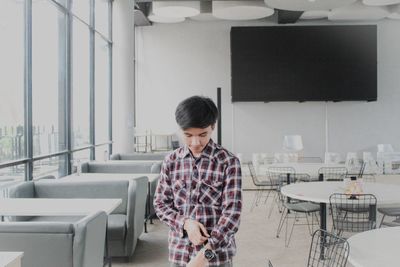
<box><xmin>230</xmin><ymin>25</ymin><xmax>377</xmax><ymax>102</ymax></box>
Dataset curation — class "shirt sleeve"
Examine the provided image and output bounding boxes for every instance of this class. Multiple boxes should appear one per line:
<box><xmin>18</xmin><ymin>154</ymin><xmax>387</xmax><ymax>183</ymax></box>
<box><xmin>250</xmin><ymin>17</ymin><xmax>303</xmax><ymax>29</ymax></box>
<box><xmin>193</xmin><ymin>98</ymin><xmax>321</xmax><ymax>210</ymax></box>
<box><xmin>153</xmin><ymin>160</ymin><xmax>187</xmax><ymax>237</ymax></box>
<box><xmin>208</xmin><ymin>157</ymin><xmax>242</xmax><ymax>250</ymax></box>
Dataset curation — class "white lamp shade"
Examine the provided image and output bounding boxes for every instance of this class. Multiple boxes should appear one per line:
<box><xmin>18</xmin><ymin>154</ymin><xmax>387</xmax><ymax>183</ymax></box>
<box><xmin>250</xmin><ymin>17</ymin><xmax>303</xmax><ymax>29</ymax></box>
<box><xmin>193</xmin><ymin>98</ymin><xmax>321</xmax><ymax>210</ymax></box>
<box><xmin>212</xmin><ymin>1</ymin><xmax>274</xmax><ymax>20</ymax></box>
<box><xmin>363</xmin><ymin>0</ymin><xmax>400</xmax><ymax>6</ymax></box>
<box><xmin>283</xmin><ymin>135</ymin><xmax>304</xmax><ymax>151</ymax></box>
<box><xmin>148</xmin><ymin>14</ymin><xmax>186</xmax><ymax>23</ymax></box>
<box><xmin>377</xmin><ymin>144</ymin><xmax>394</xmax><ymax>152</ymax></box>
<box><xmin>328</xmin><ymin>1</ymin><xmax>389</xmax><ymax>20</ymax></box>
<box><xmin>300</xmin><ymin>10</ymin><xmax>330</xmax><ymax>19</ymax></box>
<box><xmin>388</xmin><ymin>4</ymin><xmax>400</xmax><ymax>18</ymax></box>
<box><xmin>265</xmin><ymin>0</ymin><xmax>357</xmax><ymax>11</ymax></box>
<box><xmin>152</xmin><ymin>1</ymin><xmax>200</xmax><ymax>18</ymax></box>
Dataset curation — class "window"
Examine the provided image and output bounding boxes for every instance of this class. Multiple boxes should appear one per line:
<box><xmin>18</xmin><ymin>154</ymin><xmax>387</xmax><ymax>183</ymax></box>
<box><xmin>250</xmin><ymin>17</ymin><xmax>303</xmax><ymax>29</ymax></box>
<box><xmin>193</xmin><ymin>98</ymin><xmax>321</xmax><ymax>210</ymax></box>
<box><xmin>71</xmin><ymin>0</ymin><xmax>90</xmax><ymax>23</ymax></box>
<box><xmin>0</xmin><ymin>0</ymin><xmax>113</xmax><ymax>181</ymax></box>
<box><xmin>95</xmin><ymin>0</ymin><xmax>110</xmax><ymax>38</ymax></box>
<box><xmin>32</xmin><ymin>0</ymin><xmax>67</xmax><ymax>156</ymax></box>
<box><xmin>33</xmin><ymin>155</ymin><xmax>67</xmax><ymax>179</ymax></box>
<box><xmin>0</xmin><ymin>0</ymin><xmax>25</xmax><ymax>163</ymax></box>
<box><xmin>95</xmin><ymin>34</ymin><xmax>111</xmax><ymax>144</ymax></box>
<box><xmin>72</xmin><ymin>18</ymin><xmax>91</xmax><ymax>148</ymax></box>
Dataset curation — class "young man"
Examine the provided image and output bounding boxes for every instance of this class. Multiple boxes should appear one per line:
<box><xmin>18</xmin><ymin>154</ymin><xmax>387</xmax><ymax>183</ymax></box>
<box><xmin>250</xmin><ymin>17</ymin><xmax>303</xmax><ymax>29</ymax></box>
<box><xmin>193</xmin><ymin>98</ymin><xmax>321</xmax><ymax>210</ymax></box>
<box><xmin>154</xmin><ymin>95</ymin><xmax>242</xmax><ymax>267</ymax></box>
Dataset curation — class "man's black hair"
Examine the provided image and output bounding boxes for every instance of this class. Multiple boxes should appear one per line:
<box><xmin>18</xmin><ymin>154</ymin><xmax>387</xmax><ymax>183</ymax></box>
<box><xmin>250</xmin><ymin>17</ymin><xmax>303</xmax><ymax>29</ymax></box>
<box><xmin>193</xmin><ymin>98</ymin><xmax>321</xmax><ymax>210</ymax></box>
<box><xmin>175</xmin><ymin>96</ymin><xmax>218</xmax><ymax>130</ymax></box>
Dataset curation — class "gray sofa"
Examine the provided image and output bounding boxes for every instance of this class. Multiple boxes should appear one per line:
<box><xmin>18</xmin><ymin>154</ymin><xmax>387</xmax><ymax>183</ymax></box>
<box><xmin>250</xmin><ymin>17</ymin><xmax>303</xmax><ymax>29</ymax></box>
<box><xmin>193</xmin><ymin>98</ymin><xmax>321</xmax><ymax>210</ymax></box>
<box><xmin>81</xmin><ymin>161</ymin><xmax>162</xmax><ymax>174</ymax></box>
<box><xmin>0</xmin><ymin>211</ymin><xmax>107</xmax><ymax>267</ymax></box>
<box><xmin>8</xmin><ymin>177</ymin><xmax>148</xmax><ymax>258</ymax></box>
<box><xmin>110</xmin><ymin>152</ymin><xmax>168</xmax><ymax>161</ymax></box>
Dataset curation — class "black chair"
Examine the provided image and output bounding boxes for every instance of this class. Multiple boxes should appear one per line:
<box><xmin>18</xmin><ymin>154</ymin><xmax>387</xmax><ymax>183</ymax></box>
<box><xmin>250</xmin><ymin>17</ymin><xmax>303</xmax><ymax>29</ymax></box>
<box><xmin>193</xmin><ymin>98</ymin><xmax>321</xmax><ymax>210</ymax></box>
<box><xmin>307</xmin><ymin>229</ymin><xmax>349</xmax><ymax>267</ymax></box>
<box><xmin>329</xmin><ymin>193</ymin><xmax>377</xmax><ymax>236</ymax></box>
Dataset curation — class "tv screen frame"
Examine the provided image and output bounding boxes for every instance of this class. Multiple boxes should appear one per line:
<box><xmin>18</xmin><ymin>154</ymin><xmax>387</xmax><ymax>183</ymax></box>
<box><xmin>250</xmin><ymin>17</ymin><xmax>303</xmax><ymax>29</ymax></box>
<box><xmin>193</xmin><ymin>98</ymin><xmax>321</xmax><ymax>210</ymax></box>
<box><xmin>230</xmin><ymin>25</ymin><xmax>377</xmax><ymax>103</ymax></box>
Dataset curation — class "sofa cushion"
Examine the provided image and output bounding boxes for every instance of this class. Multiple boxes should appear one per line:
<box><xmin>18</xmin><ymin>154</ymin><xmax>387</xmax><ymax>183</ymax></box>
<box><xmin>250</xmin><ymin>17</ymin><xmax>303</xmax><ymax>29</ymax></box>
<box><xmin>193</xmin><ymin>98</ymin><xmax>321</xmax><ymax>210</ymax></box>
<box><xmin>108</xmin><ymin>214</ymin><xmax>126</xmax><ymax>241</ymax></box>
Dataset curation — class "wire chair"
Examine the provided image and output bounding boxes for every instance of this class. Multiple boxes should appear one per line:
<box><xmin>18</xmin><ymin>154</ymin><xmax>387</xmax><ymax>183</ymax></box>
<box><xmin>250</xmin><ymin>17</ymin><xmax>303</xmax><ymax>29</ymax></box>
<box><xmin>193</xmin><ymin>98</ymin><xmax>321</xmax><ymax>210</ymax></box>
<box><xmin>378</xmin><ymin>206</ymin><xmax>400</xmax><ymax>227</ymax></box>
<box><xmin>307</xmin><ymin>229</ymin><xmax>350</xmax><ymax>267</ymax></box>
<box><xmin>276</xmin><ymin>200</ymin><xmax>320</xmax><ymax>247</ymax></box>
<box><xmin>318</xmin><ymin>167</ymin><xmax>348</xmax><ymax>181</ymax></box>
<box><xmin>329</xmin><ymin>193</ymin><xmax>377</xmax><ymax>236</ymax></box>
<box><xmin>248</xmin><ymin>162</ymin><xmax>279</xmax><ymax>211</ymax></box>
<box><xmin>267</xmin><ymin>167</ymin><xmax>295</xmax><ymax>218</ymax></box>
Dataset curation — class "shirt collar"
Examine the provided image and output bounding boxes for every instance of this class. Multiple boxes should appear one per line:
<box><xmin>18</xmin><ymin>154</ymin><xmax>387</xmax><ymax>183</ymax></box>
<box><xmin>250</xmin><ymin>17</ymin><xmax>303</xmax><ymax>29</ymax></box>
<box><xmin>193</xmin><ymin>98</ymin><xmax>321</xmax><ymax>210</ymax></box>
<box><xmin>180</xmin><ymin>139</ymin><xmax>218</xmax><ymax>160</ymax></box>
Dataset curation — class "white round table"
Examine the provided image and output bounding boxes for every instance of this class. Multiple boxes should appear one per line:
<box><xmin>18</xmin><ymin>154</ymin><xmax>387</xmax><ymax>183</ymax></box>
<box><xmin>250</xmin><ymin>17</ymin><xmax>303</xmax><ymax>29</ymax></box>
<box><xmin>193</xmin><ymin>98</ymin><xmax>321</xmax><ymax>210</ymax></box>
<box><xmin>281</xmin><ymin>182</ymin><xmax>400</xmax><ymax>231</ymax></box>
<box><xmin>347</xmin><ymin>226</ymin><xmax>400</xmax><ymax>267</ymax></box>
<box><xmin>258</xmin><ymin>163</ymin><xmax>345</xmax><ymax>177</ymax></box>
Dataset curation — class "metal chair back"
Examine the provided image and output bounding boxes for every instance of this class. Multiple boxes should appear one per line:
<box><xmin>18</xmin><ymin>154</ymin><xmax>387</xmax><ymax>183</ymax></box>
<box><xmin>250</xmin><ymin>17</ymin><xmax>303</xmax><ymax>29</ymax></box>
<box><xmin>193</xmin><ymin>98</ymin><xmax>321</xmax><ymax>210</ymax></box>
<box><xmin>329</xmin><ymin>193</ymin><xmax>377</xmax><ymax>235</ymax></box>
<box><xmin>307</xmin><ymin>229</ymin><xmax>349</xmax><ymax>267</ymax></box>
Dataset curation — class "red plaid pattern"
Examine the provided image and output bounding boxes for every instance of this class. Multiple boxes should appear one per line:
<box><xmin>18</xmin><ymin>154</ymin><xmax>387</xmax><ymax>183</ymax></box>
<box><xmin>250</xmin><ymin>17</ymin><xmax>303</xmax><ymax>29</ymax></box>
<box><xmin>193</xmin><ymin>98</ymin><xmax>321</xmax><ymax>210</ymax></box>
<box><xmin>154</xmin><ymin>139</ymin><xmax>242</xmax><ymax>266</ymax></box>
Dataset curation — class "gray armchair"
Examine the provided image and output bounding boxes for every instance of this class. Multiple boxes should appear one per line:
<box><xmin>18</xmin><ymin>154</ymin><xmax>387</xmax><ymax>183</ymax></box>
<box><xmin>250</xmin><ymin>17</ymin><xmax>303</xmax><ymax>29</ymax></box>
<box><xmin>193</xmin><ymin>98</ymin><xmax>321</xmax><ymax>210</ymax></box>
<box><xmin>8</xmin><ymin>177</ymin><xmax>148</xmax><ymax>258</ymax></box>
<box><xmin>110</xmin><ymin>152</ymin><xmax>168</xmax><ymax>161</ymax></box>
<box><xmin>0</xmin><ymin>211</ymin><xmax>107</xmax><ymax>267</ymax></box>
<box><xmin>80</xmin><ymin>161</ymin><xmax>162</xmax><ymax>174</ymax></box>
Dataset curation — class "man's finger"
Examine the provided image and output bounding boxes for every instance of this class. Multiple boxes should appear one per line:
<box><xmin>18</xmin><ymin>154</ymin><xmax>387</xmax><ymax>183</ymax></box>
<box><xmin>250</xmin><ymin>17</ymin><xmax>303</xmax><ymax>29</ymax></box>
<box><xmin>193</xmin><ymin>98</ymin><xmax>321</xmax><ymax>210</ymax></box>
<box><xmin>199</xmin><ymin>223</ymin><xmax>210</xmax><ymax>237</ymax></box>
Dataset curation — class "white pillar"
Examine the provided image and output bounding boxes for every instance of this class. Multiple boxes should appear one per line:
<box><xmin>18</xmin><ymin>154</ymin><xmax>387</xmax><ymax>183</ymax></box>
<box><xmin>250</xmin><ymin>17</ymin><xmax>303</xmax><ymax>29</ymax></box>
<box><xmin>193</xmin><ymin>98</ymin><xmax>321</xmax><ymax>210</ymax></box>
<box><xmin>112</xmin><ymin>0</ymin><xmax>135</xmax><ymax>153</ymax></box>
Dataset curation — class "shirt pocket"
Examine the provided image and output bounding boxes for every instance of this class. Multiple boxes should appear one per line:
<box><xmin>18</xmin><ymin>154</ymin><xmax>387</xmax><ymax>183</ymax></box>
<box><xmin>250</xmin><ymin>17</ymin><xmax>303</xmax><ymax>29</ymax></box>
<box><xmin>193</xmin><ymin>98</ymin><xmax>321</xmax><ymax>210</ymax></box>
<box><xmin>173</xmin><ymin>179</ymin><xmax>187</xmax><ymax>208</ymax></box>
<box><xmin>198</xmin><ymin>179</ymin><xmax>223</xmax><ymax>206</ymax></box>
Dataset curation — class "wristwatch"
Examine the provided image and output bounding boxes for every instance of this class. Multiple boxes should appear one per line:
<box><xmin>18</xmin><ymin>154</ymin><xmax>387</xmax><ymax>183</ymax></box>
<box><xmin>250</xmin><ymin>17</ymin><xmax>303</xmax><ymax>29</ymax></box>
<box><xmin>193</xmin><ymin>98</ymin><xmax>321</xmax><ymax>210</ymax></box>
<box><xmin>204</xmin><ymin>248</ymin><xmax>216</xmax><ymax>261</ymax></box>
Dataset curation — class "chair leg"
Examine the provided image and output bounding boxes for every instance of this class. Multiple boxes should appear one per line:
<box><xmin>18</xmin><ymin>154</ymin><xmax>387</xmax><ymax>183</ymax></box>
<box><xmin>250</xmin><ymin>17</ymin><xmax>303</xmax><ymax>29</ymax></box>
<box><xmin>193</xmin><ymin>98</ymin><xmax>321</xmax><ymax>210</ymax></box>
<box><xmin>285</xmin><ymin>212</ymin><xmax>297</xmax><ymax>247</ymax></box>
<box><xmin>276</xmin><ymin>208</ymin><xmax>288</xmax><ymax>238</ymax></box>
<box><xmin>379</xmin><ymin>214</ymin><xmax>386</xmax><ymax>228</ymax></box>
<box><xmin>250</xmin><ymin>189</ymin><xmax>260</xmax><ymax>211</ymax></box>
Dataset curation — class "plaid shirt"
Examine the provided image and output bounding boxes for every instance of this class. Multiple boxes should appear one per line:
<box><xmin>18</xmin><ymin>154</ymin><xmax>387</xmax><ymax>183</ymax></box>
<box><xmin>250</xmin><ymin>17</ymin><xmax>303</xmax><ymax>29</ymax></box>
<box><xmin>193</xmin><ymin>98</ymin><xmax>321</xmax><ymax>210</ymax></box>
<box><xmin>154</xmin><ymin>139</ymin><xmax>242</xmax><ymax>266</ymax></box>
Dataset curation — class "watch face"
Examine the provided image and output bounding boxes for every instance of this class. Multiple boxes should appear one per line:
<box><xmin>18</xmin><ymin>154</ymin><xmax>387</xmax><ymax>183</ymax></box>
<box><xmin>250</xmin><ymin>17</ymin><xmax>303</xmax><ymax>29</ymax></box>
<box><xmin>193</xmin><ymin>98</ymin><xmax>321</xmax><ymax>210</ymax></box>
<box><xmin>204</xmin><ymin>249</ymin><xmax>215</xmax><ymax>260</ymax></box>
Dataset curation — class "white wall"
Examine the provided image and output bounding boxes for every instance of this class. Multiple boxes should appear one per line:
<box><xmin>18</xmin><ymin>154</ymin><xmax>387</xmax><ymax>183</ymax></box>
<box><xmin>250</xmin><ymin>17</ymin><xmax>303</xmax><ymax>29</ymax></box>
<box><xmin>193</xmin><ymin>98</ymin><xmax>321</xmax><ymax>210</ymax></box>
<box><xmin>135</xmin><ymin>19</ymin><xmax>400</xmax><ymax>160</ymax></box>
<box><xmin>112</xmin><ymin>0</ymin><xmax>135</xmax><ymax>153</ymax></box>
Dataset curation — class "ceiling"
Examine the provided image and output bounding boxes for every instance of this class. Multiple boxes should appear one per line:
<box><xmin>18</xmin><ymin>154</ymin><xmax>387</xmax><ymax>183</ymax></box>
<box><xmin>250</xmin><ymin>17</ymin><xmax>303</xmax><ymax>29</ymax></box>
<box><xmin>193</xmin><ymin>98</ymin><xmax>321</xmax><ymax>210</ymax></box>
<box><xmin>134</xmin><ymin>0</ymin><xmax>400</xmax><ymax>25</ymax></box>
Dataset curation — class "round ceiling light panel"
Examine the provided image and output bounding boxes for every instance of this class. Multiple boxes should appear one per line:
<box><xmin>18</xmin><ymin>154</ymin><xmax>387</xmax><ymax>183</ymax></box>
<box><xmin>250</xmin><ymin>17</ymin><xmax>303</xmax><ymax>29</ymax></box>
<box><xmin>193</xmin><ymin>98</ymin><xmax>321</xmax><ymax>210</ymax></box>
<box><xmin>387</xmin><ymin>4</ymin><xmax>400</xmax><ymax>18</ymax></box>
<box><xmin>328</xmin><ymin>1</ymin><xmax>389</xmax><ymax>20</ymax></box>
<box><xmin>152</xmin><ymin>1</ymin><xmax>200</xmax><ymax>18</ymax></box>
<box><xmin>148</xmin><ymin>14</ymin><xmax>186</xmax><ymax>23</ymax></box>
<box><xmin>264</xmin><ymin>0</ymin><xmax>357</xmax><ymax>11</ymax></box>
<box><xmin>363</xmin><ymin>0</ymin><xmax>400</xmax><ymax>6</ymax></box>
<box><xmin>213</xmin><ymin>1</ymin><xmax>274</xmax><ymax>20</ymax></box>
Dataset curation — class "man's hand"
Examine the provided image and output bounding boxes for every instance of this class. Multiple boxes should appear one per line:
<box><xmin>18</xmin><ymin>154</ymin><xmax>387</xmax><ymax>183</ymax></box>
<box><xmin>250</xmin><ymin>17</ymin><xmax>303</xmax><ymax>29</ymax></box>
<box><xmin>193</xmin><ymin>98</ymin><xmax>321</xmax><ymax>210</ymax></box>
<box><xmin>187</xmin><ymin>248</ymin><xmax>208</xmax><ymax>267</ymax></box>
<box><xmin>184</xmin><ymin>219</ymin><xmax>210</xmax><ymax>245</ymax></box>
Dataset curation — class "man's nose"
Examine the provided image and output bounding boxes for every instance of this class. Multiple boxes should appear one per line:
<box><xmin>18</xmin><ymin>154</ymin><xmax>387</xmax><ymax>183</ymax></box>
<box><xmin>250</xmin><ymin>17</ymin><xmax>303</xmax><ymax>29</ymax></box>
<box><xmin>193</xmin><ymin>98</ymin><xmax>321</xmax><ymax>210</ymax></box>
<box><xmin>191</xmin><ymin>137</ymin><xmax>200</xmax><ymax>146</ymax></box>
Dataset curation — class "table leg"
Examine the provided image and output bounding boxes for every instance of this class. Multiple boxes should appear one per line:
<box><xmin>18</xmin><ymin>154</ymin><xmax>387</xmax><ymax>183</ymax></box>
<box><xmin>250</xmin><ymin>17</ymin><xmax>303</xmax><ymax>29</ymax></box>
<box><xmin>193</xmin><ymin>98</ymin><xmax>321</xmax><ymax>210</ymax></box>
<box><xmin>319</xmin><ymin>203</ymin><xmax>327</xmax><ymax>260</ymax></box>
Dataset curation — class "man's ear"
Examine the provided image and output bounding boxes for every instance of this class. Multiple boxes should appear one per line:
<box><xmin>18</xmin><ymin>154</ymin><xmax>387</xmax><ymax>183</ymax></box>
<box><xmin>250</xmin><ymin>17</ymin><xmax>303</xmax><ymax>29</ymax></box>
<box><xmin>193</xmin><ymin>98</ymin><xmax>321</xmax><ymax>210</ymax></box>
<box><xmin>211</xmin><ymin>124</ymin><xmax>215</xmax><ymax>130</ymax></box>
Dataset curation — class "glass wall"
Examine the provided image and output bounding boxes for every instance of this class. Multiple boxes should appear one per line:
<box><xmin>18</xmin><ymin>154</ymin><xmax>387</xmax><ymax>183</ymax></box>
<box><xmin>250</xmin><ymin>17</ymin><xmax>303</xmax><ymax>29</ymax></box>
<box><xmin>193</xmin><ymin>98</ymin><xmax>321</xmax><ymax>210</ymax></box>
<box><xmin>0</xmin><ymin>1</ymin><xmax>25</xmax><ymax>163</ymax></box>
<box><xmin>0</xmin><ymin>0</ymin><xmax>113</xmax><ymax>181</ymax></box>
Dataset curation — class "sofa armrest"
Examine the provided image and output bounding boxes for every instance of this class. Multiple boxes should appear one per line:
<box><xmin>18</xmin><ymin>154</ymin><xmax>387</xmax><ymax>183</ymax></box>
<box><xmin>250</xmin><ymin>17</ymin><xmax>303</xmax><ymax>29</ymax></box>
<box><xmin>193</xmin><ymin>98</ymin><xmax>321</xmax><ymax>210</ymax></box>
<box><xmin>125</xmin><ymin>176</ymin><xmax>148</xmax><ymax>256</ymax></box>
<box><xmin>8</xmin><ymin>181</ymin><xmax>35</xmax><ymax>198</ymax></box>
<box><xmin>110</xmin><ymin>154</ymin><xmax>121</xmax><ymax>160</ymax></box>
<box><xmin>80</xmin><ymin>162</ymin><xmax>89</xmax><ymax>173</ymax></box>
<box><xmin>73</xmin><ymin>211</ymin><xmax>107</xmax><ymax>267</ymax></box>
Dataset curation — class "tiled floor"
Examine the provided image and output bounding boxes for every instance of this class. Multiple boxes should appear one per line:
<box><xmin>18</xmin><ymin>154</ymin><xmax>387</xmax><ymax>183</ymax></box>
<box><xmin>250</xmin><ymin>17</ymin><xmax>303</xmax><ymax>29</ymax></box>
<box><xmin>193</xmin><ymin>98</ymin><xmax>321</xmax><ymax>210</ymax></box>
<box><xmin>114</xmin><ymin>190</ymin><xmax>330</xmax><ymax>267</ymax></box>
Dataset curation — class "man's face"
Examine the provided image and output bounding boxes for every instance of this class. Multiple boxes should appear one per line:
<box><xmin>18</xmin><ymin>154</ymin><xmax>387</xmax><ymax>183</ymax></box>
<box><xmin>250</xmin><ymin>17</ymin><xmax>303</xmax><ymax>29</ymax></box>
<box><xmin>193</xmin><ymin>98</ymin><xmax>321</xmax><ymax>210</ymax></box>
<box><xmin>182</xmin><ymin>125</ymin><xmax>214</xmax><ymax>157</ymax></box>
